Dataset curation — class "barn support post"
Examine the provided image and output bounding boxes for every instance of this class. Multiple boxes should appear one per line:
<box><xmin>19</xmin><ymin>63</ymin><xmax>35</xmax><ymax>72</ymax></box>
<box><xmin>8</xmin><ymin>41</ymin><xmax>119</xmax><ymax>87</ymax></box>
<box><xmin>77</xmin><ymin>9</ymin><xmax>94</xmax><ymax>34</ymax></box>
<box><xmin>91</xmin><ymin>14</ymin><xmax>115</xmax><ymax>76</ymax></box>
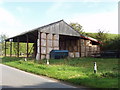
<box><xmin>72</xmin><ymin>40</ymin><xmax>75</xmax><ymax>58</ymax></box>
<box><xmin>78</xmin><ymin>39</ymin><xmax>80</xmax><ymax>57</ymax></box>
<box><xmin>46</xmin><ymin>33</ymin><xmax>49</xmax><ymax>59</ymax></box>
<box><xmin>85</xmin><ymin>40</ymin><xmax>87</xmax><ymax>57</ymax></box>
<box><xmin>79</xmin><ymin>39</ymin><xmax>81</xmax><ymax>57</ymax></box>
<box><xmin>52</xmin><ymin>34</ymin><xmax>54</xmax><ymax>49</ymax></box>
<box><xmin>5</xmin><ymin>41</ymin><xmax>6</xmax><ymax>57</ymax></box>
<box><xmin>17</xmin><ymin>37</ymin><xmax>19</xmax><ymax>57</ymax></box>
<box><xmin>26</xmin><ymin>34</ymin><xmax>29</xmax><ymax>58</ymax></box>
<box><xmin>10</xmin><ymin>39</ymin><xmax>12</xmax><ymax>57</ymax></box>
<box><xmin>36</xmin><ymin>31</ymin><xmax>41</xmax><ymax>60</ymax></box>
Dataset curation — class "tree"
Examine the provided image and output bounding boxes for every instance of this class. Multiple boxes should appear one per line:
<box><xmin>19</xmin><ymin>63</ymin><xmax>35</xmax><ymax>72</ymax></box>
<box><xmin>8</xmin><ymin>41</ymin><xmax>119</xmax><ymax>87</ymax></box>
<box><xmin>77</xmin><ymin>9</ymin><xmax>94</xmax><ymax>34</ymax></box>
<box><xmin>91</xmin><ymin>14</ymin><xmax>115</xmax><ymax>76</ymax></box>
<box><xmin>69</xmin><ymin>23</ymin><xmax>85</xmax><ymax>34</ymax></box>
<box><xmin>0</xmin><ymin>34</ymin><xmax>8</xmax><ymax>50</ymax></box>
<box><xmin>0</xmin><ymin>34</ymin><xmax>8</xmax><ymax>43</ymax></box>
<box><xmin>95</xmin><ymin>29</ymin><xmax>109</xmax><ymax>43</ymax></box>
<box><xmin>102</xmin><ymin>35</ymin><xmax>120</xmax><ymax>51</ymax></box>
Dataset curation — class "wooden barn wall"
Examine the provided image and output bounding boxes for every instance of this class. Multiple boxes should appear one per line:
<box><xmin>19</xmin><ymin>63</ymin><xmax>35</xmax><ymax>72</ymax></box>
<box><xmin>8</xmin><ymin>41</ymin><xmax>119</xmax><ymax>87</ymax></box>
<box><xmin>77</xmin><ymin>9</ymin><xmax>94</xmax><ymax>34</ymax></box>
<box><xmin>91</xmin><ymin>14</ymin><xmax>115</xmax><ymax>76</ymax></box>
<box><xmin>39</xmin><ymin>21</ymin><xmax>80</xmax><ymax>37</ymax></box>
<box><xmin>59</xmin><ymin>21</ymin><xmax>80</xmax><ymax>36</ymax></box>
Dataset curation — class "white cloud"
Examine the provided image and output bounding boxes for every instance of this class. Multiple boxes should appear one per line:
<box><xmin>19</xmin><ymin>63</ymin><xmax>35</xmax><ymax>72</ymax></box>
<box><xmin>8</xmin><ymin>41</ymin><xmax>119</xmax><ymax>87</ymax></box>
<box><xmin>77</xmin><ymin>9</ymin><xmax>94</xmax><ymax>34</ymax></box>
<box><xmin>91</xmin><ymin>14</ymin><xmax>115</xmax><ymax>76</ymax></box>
<box><xmin>0</xmin><ymin>8</ymin><xmax>22</xmax><ymax>26</ymax></box>
<box><xmin>0</xmin><ymin>8</ymin><xmax>23</xmax><ymax>37</ymax></box>
<box><xmin>66</xmin><ymin>9</ymin><xmax>118</xmax><ymax>34</ymax></box>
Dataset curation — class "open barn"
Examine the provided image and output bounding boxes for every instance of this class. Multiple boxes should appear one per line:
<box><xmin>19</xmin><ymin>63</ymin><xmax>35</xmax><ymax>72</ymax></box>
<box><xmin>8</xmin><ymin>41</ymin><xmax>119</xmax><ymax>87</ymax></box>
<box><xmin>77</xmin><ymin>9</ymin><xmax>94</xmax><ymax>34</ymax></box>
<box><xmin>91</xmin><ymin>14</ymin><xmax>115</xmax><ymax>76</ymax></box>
<box><xmin>5</xmin><ymin>20</ymin><xmax>100</xmax><ymax>60</ymax></box>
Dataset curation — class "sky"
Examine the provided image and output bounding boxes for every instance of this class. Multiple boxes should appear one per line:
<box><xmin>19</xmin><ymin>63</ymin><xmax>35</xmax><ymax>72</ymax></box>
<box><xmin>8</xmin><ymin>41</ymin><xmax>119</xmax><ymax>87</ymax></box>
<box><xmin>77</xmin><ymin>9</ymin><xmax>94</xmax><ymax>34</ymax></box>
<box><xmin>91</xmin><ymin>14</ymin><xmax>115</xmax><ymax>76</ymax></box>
<box><xmin>0</xmin><ymin>0</ymin><xmax>118</xmax><ymax>37</ymax></box>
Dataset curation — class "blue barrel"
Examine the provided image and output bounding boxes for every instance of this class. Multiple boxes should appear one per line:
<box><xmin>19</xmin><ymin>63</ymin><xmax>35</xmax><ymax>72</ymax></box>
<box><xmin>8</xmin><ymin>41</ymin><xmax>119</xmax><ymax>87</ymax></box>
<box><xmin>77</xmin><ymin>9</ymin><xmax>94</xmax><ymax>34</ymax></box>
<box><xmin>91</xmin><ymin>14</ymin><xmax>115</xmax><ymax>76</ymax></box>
<box><xmin>50</xmin><ymin>50</ymin><xmax>69</xmax><ymax>59</ymax></box>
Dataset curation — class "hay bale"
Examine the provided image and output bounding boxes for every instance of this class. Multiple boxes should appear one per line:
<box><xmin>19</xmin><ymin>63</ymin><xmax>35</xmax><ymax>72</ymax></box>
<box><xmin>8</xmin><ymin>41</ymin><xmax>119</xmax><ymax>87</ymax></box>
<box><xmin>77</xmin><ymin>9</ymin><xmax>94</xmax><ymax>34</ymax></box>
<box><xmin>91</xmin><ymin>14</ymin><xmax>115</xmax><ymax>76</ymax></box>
<box><xmin>81</xmin><ymin>53</ymin><xmax>85</xmax><ymax>57</ymax></box>
<box><xmin>41</xmin><ymin>33</ymin><xmax>46</xmax><ymax>39</ymax></box>
<box><xmin>41</xmin><ymin>47</ymin><xmax>46</xmax><ymax>54</ymax></box>
<box><xmin>54</xmin><ymin>40</ymin><xmax>59</xmax><ymax>47</ymax></box>
<box><xmin>47</xmin><ymin>40</ymin><xmax>52</xmax><ymax>47</ymax></box>
<box><xmin>41</xmin><ymin>55</ymin><xmax>46</xmax><ymax>59</ymax></box>
<box><xmin>54</xmin><ymin>34</ymin><xmax>59</xmax><ymax>40</ymax></box>
<box><xmin>81</xmin><ymin>46</ymin><xmax>85</xmax><ymax>53</ymax></box>
<box><xmin>47</xmin><ymin>47</ymin><xmax>53</xmax><ymax>54</ymax></box>
<box><xmin>69</xmin><ymin>52</ymin><xmax>74</xmax><ymax>57</ymax></box>
<box><xmin>46</xmin><ymin>54</ymin><xmax>50</xmax><ymax>59</ymax></box>
<box><xmin>47</xmin><ymin>34</ymin><xmax>52</xmax><ymax>40</ymax></box>
<box><xmin>75</xmin><ymin>52</ymin><xmax>79</xmax><ymax>57</ymax></box>
<box><xmin>53</xmin><ymin>47</ymin><xmax>59</xmax><ymax>50</ymax></box>
<box><xmin>41</xmin><ymin>39</ymin><xmax>46</xmax><ymax>46</ymax></box>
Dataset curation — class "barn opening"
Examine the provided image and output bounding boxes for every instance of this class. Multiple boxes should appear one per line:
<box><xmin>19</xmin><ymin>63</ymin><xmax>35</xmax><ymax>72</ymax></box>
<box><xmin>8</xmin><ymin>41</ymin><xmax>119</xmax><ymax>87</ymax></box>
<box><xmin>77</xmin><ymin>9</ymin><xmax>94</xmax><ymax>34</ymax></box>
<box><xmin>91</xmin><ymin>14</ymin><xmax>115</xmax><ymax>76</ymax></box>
<box><xmin>5</xmin><ymin>20</ymin><xmax>101</xmax><ymax>60</ymax></box>
<box><xmin>59</xmin><ymin>35</ymin><xmax>80</xmax><ymax>58</ymax></box>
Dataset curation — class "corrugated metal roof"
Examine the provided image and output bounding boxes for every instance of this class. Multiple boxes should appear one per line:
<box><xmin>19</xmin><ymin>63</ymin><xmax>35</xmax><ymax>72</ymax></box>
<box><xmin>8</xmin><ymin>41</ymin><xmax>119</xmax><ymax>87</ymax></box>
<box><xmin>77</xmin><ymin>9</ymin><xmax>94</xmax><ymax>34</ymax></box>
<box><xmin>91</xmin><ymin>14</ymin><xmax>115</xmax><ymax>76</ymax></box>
<box><xmin>80</xmin><ymin>35</ymin><xmax>101</xmax><ymax>44</ymax></box>
<box><xmin>5</xmin><ymin>20</ymin><xmax>81</xmax><ymax>42</ymax></box>
<box><xmin>5</xmin><ymin>19</ymin><xmax>100</xmax><ymax>45</ymax></box>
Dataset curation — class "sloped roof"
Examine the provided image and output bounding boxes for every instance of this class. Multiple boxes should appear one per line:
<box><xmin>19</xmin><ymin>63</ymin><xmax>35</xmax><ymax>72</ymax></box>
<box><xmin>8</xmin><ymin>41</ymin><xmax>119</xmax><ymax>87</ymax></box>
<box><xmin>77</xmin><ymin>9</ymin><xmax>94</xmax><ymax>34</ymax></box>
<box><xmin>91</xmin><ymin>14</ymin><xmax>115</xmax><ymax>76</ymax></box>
<box><xmin>5</xmin><ymin>20</ymin><xmax>81</xmax><ymax>43</ymax></box>
<box><xmin>5</xmin><ymin>20</ymin><xmax>100</xmax><ymax>45</ymax></box>
<box><xmin>80</xmin><ymin>35</ymin><xmax>101</xmax><ymax>45</ymax></box>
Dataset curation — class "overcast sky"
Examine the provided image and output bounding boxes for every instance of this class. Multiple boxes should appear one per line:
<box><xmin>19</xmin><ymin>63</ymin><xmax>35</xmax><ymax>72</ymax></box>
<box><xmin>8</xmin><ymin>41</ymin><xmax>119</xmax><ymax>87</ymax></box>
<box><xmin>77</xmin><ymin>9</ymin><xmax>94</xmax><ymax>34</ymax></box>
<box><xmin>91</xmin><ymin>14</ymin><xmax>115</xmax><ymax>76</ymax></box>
<box><xmin>0</xmin><ymin>0</ymin><xmax>118</xmax><ymax>37</ymax></box>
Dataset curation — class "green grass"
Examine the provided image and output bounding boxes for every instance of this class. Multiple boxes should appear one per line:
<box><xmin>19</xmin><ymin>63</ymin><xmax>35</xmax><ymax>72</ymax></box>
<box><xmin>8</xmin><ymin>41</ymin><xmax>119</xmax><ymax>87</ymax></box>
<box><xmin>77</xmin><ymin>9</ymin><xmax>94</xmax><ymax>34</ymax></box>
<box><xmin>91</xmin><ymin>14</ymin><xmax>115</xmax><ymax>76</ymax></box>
<box><xmin>2</xmin><ymin>57</ymin><xmax>119</xmax><ymax>88</ymax></box>
<box><xmin>86</xmin><ymin>33</ymin><xmax>118</xmax><ymax>39</ymax></box>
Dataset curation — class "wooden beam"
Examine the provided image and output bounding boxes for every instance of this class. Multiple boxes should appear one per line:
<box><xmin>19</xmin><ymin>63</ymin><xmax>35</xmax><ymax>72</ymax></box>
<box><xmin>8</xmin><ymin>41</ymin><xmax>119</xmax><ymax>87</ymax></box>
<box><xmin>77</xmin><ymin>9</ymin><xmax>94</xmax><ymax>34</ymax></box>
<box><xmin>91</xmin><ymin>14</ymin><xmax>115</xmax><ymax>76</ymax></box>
<box><xmin>10</xmin><ymin>40</ymin><xmax>12</xmax><ymax>57</ymax></box>
<box><xmin>39</xmin><ymin>32</ymin><xmax>41</xmax><ymax>60</ymax></box>
<box><xmin>79</xmin><ymin>39</ymin><xmax>81</xmax><ymax>57</ymax></box>
<box><xmin>65</xmin><ymin>37</ymin><xmax>67</xmax><ymax>50</ymax></box>
<box><xmin>46</xmin><ymin>33</ymin><xmax>48</xmax><ymax>58</ymax></box>
<box><xmin>85</xmin><ymin>40</ymin><xmax>86</xmax><ymax>57</ymax></box>
<box><xmin>26</xmin><ymin>34</ymin><xmax>29</xmax><ymax>58</ymax></box>
<box><xmin>78</xmin><ymin>39</ymin><xmax>80</xmax><ymax>57</ymax></box>
<box><xmin>52</xmin><ymin>34</ymin><xmax>54</xmax><ymax>49</ymax></box>
<box><xmin>5</xmin><ymin>41</ymin><xmax>6</xmax><ymax>57</ymax></box>
<box><xmin>17</xmin><ymin>37</ymin><xmax>19</xmax><ymax>57</ymax></box>
<box><xmin>73</xmin><ymin>40</ymin><xmax>76</xmax><ymax>57</ymax></box>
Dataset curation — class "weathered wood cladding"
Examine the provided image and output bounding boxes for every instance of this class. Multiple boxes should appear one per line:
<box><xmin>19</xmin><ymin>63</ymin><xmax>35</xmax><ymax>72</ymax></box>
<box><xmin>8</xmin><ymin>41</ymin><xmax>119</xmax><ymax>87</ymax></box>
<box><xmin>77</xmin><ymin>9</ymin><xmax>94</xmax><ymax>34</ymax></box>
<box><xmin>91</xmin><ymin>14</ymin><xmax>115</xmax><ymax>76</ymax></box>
<box><xmin>39</xmin><ymin>21</ymin><xmax>80</xmax><ymax>37</ymax></box>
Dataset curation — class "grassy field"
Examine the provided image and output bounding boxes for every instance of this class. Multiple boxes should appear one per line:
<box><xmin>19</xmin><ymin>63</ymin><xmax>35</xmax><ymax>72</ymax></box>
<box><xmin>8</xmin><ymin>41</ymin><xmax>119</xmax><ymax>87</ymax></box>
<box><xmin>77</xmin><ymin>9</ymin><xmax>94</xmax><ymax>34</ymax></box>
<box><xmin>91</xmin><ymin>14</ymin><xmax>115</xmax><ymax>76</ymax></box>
<box><xmin>2</xmin><ymin>57</ymin><xmax>119</xmax><ymax>88</ymax></box>
<box><xmin>86</xmin><ymin>33</ymin><xmax>118</xmax><ymax>39</ymax></box>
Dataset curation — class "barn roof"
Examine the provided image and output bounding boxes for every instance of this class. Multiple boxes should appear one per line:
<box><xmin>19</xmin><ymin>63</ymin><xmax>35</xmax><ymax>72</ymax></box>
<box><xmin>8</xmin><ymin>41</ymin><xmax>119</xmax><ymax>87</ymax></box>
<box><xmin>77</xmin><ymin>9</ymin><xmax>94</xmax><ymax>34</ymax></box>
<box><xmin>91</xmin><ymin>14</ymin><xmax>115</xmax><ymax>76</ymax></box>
<box><xmin>5</xmin><ymin>20</ymin><xmax>100</xmax><ymax>45</ymax></box>
<box><xmin>5</xmin><ymin>20</ymin><xmax>81</xmax><ymax>43</ymax></box>
<box><xmin>80</xmin><ymin>35</ymin><xmax>101</xmax><ymax>45</ymax></box>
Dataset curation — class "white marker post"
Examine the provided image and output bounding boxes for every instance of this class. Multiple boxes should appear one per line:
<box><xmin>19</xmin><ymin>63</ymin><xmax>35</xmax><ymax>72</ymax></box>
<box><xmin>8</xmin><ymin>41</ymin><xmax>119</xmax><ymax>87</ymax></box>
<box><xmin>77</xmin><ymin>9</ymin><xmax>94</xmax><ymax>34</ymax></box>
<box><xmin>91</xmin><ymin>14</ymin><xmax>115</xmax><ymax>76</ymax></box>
<box><xmin>94</xmin><ymin>62</ymin><xmax>97</xmax><ymax>74</ymax></box>
<box><xmin>25</xmin><ymin>58</ymin><xmax>27</xmax><ymax>61</ymax></box>
<box><xmin>47</xmin><ymin>59</ymin><xmax>49</xmax><ymax>65</ymax></box>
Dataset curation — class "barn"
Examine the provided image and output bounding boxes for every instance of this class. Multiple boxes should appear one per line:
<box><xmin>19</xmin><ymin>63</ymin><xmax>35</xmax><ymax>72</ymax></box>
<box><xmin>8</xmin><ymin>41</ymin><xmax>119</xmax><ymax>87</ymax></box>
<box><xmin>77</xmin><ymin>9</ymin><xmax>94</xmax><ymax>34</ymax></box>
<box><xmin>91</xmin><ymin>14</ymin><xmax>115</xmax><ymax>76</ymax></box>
<box><xmin>5</xmin><ymin>20</ymin><xmax>100</xmax><ymax>60</ymax></box>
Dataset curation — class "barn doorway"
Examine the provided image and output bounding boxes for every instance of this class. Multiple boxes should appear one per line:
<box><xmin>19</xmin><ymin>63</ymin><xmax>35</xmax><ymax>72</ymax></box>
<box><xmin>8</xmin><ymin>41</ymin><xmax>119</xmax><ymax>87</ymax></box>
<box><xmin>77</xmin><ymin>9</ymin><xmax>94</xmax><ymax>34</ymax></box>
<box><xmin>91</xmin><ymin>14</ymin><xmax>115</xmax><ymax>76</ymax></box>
<box><xmin>59</xmin><ymin>35</ymin><xmax>80</xmax><ymax>57</ymax></box>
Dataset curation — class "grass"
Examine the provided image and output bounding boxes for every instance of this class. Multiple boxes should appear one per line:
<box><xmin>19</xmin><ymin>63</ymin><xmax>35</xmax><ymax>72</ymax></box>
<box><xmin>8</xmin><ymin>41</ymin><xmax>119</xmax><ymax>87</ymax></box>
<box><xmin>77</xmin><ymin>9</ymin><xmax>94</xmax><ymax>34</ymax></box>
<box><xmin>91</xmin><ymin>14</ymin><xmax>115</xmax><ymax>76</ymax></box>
<box><xmin>2</xmin><ymin>57</ymin><xmax>119</xmax><ymax>88</ymax></box>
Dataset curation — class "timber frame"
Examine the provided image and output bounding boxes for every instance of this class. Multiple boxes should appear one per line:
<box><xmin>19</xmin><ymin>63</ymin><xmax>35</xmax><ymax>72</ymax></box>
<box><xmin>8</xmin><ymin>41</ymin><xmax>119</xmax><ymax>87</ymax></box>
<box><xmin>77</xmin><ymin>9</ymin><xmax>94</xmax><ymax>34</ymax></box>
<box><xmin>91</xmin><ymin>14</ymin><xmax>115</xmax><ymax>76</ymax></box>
<box><xmin>5</xmin><ymin>20</ymin><xmax>100</xmax><ymax>59</ymax></box>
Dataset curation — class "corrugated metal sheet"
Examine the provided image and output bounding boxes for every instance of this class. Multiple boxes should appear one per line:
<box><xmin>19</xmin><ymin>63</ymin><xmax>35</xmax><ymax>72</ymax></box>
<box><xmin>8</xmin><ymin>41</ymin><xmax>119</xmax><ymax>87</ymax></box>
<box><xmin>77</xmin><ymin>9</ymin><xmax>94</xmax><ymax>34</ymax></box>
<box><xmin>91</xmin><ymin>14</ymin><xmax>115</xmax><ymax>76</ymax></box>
<box><xmin>39</xmin><ymin>20</ymin><xmax>80</xmax><ymax>37</ymax></box>
<box><xmin>6</xmin><ymin>20</ymin><xmax>80</xmax><ymax>42</ymax></box>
